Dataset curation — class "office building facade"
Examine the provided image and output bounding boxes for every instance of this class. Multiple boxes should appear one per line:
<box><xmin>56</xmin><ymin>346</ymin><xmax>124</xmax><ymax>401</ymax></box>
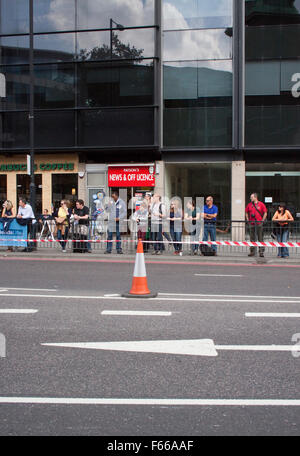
<box><xmin>0</xmin><ymin>0</ymin><xmax>300</xmax><ymax>220</ymax></box>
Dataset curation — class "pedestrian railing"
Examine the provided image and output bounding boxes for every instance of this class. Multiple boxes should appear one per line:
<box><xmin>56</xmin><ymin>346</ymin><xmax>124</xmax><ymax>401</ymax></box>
<box><xmin>1</xmin><ymin>218</ymin><xmax>300</xmax><ymax>256</ymax></box>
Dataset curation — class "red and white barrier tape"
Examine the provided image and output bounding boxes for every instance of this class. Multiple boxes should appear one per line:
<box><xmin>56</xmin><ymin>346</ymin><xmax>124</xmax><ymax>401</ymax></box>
<box><xmin>1</xmin><ymin>239</ymin><xmax>300</xmax><ymax>248</ymax></box>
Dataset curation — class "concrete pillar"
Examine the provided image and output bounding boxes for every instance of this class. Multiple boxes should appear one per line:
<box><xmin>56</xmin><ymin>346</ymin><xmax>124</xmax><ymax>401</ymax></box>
<box><xmin>42</xmin><ymin>173</ymin><xmax>52</xmax><ymax>212</ymax></box>
<box><xmin>6</xmin><ymin>174</ymin><xmax>16</xmax><ymax>210</ymax></box>
<box><xmin>231</xmin><ymin>161</ymin><xmax>246</xmax><ymax>241</ymax></box>
<box><xmin>78</xmin><ymin>163</ymin><xmax>87</xmax><ymax>203</ymax></box>
<box><xmin>154</xmin><ymin>161</ymin><xmax>165</xmax><ymax>198</ymax></box>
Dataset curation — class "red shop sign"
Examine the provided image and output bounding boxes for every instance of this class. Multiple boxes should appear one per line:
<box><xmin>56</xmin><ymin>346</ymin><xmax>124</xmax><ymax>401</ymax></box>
<box><xmin>108</xmin><ymin>166</ymin><xmax>155</xmax><ymax>187</ymax></box>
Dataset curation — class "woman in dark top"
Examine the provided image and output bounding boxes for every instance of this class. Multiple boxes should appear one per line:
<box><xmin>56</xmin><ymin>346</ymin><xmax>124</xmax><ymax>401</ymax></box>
<box><xmin>1</xmin><ymin>200</ymin><xmax>15</xmax><ymax>251</ymax></box>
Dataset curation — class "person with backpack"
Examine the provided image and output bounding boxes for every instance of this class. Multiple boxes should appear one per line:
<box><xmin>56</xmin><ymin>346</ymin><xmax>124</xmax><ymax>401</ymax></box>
<box><xmin>272</xmin><ymin>203</ymin><xmax>294</xmax><ymax>258</ymax></box>
<box><xmin>245</xmin><ymin>193</ymin><xmax>268</xmax><ymax>258</ymax></box>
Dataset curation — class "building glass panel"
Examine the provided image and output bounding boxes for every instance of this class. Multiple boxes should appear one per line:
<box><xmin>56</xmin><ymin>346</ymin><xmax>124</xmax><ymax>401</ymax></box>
<box><xmin>34</xmin><ymin>33</ymin><xmax>75</xmax><ymax>63</ymax></box>
<box><xmin>33</xmin><ymin>0</ymin><xmax>76</xmax><ymax>33</ymax></box>
<box><xmin>0</xmin><ymin>65</ymin><xmax>30</xmax><ymax>110</ymax></box>
<box><xmin>163</xmin><ymin>0</ymin><xmax>233</xmax><ymax>148</ymax></box>
<box><xmin>76</xmin><ymin>0</ymin><xmax>155</xmax><ymax>30</ymax></box>
<box><xmin>34</xmin><ymin>64</ymin><xmax>75</xmax><ymax>109</ymax></box>
<box><xmin>0</xmin><ymin>112</ymin><xmax>30</xmax><ymax>149</ymax></box>
<box><xmin>163</xmin><ymin>0</ymin><xmax>233</xmax><ymax>30</ymax></box>
<box><xmin>34</xmin><ymin>111</ymin><xmax>75</xmax><ymax>148</ymax></box>
<box><xmin>0</xmin><ymin>0</ymin><xmax>29</xmax><ymax>35</ymax></box>
<box><xmin>245</xmin><ymin>0</ymin><xmax>300</xmax><ymax>146</ymax></box>
<box><xmin>78</xmin><ymin>61</ymin><xmax>154</xmax><ymax>107</ymax></box>
<box><xmin>0</xmin><ymin>36</ymin><xmax>30</xmax><ymax>65</ymax></box>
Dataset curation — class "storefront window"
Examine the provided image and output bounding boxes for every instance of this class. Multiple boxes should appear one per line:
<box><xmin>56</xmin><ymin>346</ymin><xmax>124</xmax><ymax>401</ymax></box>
<box><xmin>17</xmin><ymin>174</ymin><xmax>42</xmax><ymax>215</ymax></box>
<box><xmin>246</xmin><ymin>163</ymin><xmax>300</xmax><ymax>220</ymax></box>
<box><xmin>52</xmin><ymin>174</ymin><xmax>78</xmax><ymax>210</ymax></box>
<box><xmin>165</xmin><ymin>163</ymin><xmax>231</xmax><ymax>219</ymax></box>
<box><xmin>0</xmin><ymin>174</ymin><xmax>7</xmax><ymax>206</ymax></box>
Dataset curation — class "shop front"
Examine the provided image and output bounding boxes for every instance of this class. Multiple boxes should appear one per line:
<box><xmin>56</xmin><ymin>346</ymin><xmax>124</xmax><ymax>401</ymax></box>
<box><xmin>0</xmin><ymin>154</ymin><xmax>79</xmax><ymax>215</ymax></box>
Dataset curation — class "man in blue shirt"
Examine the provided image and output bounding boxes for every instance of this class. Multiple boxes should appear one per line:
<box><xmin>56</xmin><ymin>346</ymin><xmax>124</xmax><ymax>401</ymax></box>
<box><xmin>202</xmin><ymin>196</ymin><xmax>218</xmax><ymax>254</ymax></box>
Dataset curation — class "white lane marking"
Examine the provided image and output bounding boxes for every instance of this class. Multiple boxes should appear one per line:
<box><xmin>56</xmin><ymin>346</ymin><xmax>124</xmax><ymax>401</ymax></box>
<box><xmin>195</xmin><ymin>274</ymin><xmax>243</xmax><ymax>277</ymax></box>
<box><xmin>42</xmin><ymin>339</ymin><xmax>299</xmax><ymax>357</ymax></box>
<box><xmin>0</xmin><ymin>309</ymin><xmax>38</xmax><ymax>314</ymax></box>
<box><xmin>158</xmin><ymin>293</ymin><xmax>300</xmax><ymax>299</ymax></box>
<box><xmin>1</xmin><ymin>287</ymin><xmax>57</xmax><ymax>292</ymax></box>
<box><xmin>0</xmin><ymin>289</ymin><xmax>8</xmax><ymax>292</ymax></box>
<box><xmin>0</xmin><ymin>397</ymin><xmax>300</xmax><ymax>407</ymax></box>
<box><xmin>1</xmin><ymin>293</ymin><xmax>300</xmax><ymax>304</ymax></box>
<box><xmin>101</xmin><ymin>311</ymin><xmax>172</xmax><ymax>317</ymax></box>
<box><xmin>245</xmin><ymin>313</ymin><xmax>300</xmax><ymax>318</ymax></box>
<box><xmin>42</xmin><ymin>339</ymin><xmax>218</xmax><ymax>357</ymax></box>
<box><xmin>104</xmin><ymin>294</ymin><xmax>120</xmax><ymax>297</ymax></box>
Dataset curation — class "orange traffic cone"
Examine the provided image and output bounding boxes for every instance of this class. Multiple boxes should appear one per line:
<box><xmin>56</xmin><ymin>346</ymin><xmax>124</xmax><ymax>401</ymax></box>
<box><xmin>122</xmin><ymin>239</ymin><xmax>157</xmax><ymax>298</ymax></box>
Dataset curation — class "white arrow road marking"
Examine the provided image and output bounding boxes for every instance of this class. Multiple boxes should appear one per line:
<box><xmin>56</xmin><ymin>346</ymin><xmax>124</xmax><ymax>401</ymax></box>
<box><xmin>101</xmin><ymin>311</ymin><xmax>172</xmax><ymax>316</ymax></box>
<box><xmin>41</xmin><ymin>339</ymin><xmax>300</xmax><ymax>357</ymax></box>
<box><xmin>0</xmin><ymin>309</ymin><xmax>38</xmax><ymax>314</ymax></box>
<box><xmin>0</xmin><ymin>397</ymin><xmax>300</xmax><ymax>407</ymax></box>
<box><xmin>246</xmin><ymin>313</ymin><xmax>300</xmax><ymax>318</ymax></box>
<box><xmin>42</xmin><ymin>339</ymin><xmax>218</xmax><ymax>357</ymax></box>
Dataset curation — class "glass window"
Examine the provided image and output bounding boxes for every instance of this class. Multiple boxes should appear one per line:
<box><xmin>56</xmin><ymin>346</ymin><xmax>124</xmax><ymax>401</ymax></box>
<box><xmin>34</xmin><ymin>64</ymin><xmax>75</xmax><ymax>109</ymax></box>
<box><xmin>245</xmin><ymin>0</ymin><xmax>300</xmax><ymax>26</ymax></box>
<box><xmin>78</xmin><ymin>61</ymin><xmax>154</xmax><ymax>107</ymax></box>
<box><xmin>0</xmin><ymin>112</ymin><xmax>29</xmax><ymax>149</ymax></box>
<box><xmin>164</xmin><ymin>29</ymin><xmax>232</xmax><ymax>61</ymax></box>
<box><xmin>0</xmin><ymin>36</ymin><xmax>30</xmax><ymax>65</ymax></box>
<box><xmin>78</xmin><ymin>108</ymin><xmax>154</xmax><ymax>146</ymax></box>
<box><xmin>17</xmin><ymin>174</ymin><xmax>42</xmax><ymax>215</ymax></box>
<box><xmin>76</xmin><ymin>0</ymin><xmax>155</xmax><ymax>30</ymax></box>
<box><xmin>0</xmin><ymin>174</ymin><xmax>7</xmax><ymax>205</ymax></box>
<box><xmin>163</xmin><ymin>0</ymin><xmax>233</xmax><ymax>30</ymax></box>
<box><xmin>164</xmin><ymin>60</ymin><xmax>232</xmax><ymax>147</ymax></box>
<box><xmin>246</xmin><ymin>25</ymin><xmax>300</xmax><ymax>61</ymax></box>
<box><xmin>34</xmin><ymin>111</ymin><xmax>75</xmax><ymax>147</ymax></box>
<box><xmin>77</xmin><ymin>28</ymin><xmax>155</xmax><ymax>61</ymax></box>
<box><xmin>0</xmin><ymin>0</ymin><xmax>29</xmax><ymax>35</ymax></box>
<box><xmin>52</xmin><ymin>174</ymin><xmax>78</xmax><ymax>210</ymax></box>
<box><xmin>33</xmin><ymin>0</ymin><xmax>75</xmax><ymax>33</ymax></box>
<box><xmin>87</xmin><ymin>173</ymin><xmax>106</xmax><ymax>187</ymax></box>
<box><xmin>34</xmin><ymin>33</ymin><xmax>75</xmax><ymax>63</ymax></box>
<box><xmin>0</xmin><ymin>66</ymin><xmax>30</xmax><ymax>110</ymax></box>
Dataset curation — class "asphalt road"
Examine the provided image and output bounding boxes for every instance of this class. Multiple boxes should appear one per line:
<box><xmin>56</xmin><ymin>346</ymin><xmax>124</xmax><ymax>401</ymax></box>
<box><xmin>0</xmin><ymin>256</ymin><xmax>300</xmax><ymax>436</ymax></box>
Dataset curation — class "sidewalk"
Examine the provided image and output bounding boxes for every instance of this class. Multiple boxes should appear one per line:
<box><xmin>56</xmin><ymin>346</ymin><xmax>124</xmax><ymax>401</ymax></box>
<box><xmin>1</xmin><ymin>245</ymin><xmax>300</xmax><ymax>265</ymax></box>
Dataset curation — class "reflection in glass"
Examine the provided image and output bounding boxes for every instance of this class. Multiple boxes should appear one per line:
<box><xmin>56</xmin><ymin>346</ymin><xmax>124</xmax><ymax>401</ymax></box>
<box><xmin>246</xmin><ymin>25</ymin><xmax>300</xmax><ymax>60</ymax></box>
<box><xmin>164</xmin><ymin>60</ymin><xmax>232</xmax><ymax>147</ymax></box>
<box><xmin>78</xmin><ymin>61</ymin><xmax>154</xmax><ymax>107</ymax></box>
<box><xmin>35</xmin><ymin>111</ymin><xmax>75</xmax><ymax>147</ymax></box>
<box><xmin>0</xmin><ymin>112</ymin><xmax>30</xmax><ymax>149</ymax></box>
<box><xmin>77</xmin><ymin>29</ymin><xmax>154</xmax><ymax>61</ymax></box>
<box><xmin>163</xmin><ymin>0</ymin><xmax>233</xmax><ymax>30</ymax></box>
<box><xmin>0</xmin><ymin>175</ymin><xmax>7</xmax><ymax>205</ymax></box>
<box><xmin>77</xmin><ymin>0</ymin><xmax>154</xmax><ymax>30</ymax></box>
<box><xmin>245</xmin><ymin>0</ymin><xmax>300</xmax><ymax>26</ymax></box>
<box><xmin>0</xmin><ymin>0</ymin><xmax>29</xmax><ymax>34</ymax></box>
<box><xmin>79</xmin><ymin>108</ymin><xmax>154</xmax><ymax>146</ymax></box>
<box><xmin>164</xmin><ymin>29</ymin><xmax>232</xmax><ymax>61</ymax></box>
<box><xmin>0</xmin><ymin>36</ymin><xmax>30</xmax><ymax>64</ymax></box>
<box><xmin>34</xmin><ymin>33</ymin><xmax>75</xmax><ymax>63</ymax></box>
<box><xmin>0</xmin><ymin>66</ymin><xmax>30</xmax><ymax>110</ymax></box>
<box><xmin>33</xmin><ymin>0</ymin><xmax>75</xmax><ymax>33</ymax></box>
<box><xmin>34</xmin><ymin>64</ymin><xmax>75</xmax><ymax>109</ymax></box>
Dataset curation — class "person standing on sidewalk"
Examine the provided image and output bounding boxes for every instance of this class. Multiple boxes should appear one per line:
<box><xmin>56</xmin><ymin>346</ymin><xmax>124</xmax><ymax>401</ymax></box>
<box><xmin>150</xmin><ymin>194</ymin><xmax>165</xmax><ymax>255</ymax></box>
<box><xmin>105</xmin><ymin>190</ymin><xmax>126</xmax><ymax>254</ymax></box>
<box><xmin>272</xmin><ymin>203</ymin><xmax>294</xmax><ymax>258</ymax></box>
<box><xmin>185</xmin><ymin>200</ymin><xmax>200</xmax><ymax>255</ymax></box>
<box><xmin>169</xmin><ymin>199</ymin><xmax>183</xmax><ymax>255</ymax></box>
<box><xmin>202</xmin><ymin>196</ymin><xmax>218</xmax><ymax>255</ymax></box>
<box><xmin>245</xmin><ymin>193</ymin><xmax>268</xmax><ymax>258</ymax></box>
